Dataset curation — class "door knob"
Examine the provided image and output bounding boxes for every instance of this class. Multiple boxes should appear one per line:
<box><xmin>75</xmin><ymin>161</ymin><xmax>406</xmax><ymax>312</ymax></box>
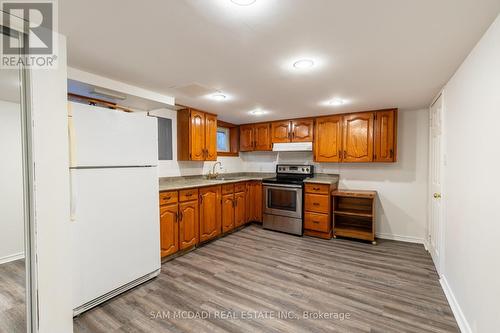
<box><xmin>433</xmin><ymin>193</ymin><xmax>441</xmax><ymax>199</ymax></box>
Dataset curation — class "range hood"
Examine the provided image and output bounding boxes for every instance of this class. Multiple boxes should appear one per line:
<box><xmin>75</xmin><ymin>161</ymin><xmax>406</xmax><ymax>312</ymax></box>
<box><xmin>273</xmin><ymin>142</ymin><xmax>313</xmax><ymax>152</ymax></box>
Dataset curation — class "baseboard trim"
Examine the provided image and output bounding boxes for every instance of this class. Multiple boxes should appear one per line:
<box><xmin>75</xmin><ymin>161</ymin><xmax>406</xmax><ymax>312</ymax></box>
<box><xmin>0</xmin><ymin>252</ymin><xmax>24</xmax><ymax>265</ymax></box>
<box><xmin>376</xmin><ymin>232</ymin><xmax>424</xmax><ymax>244</ymax></box>
<box><xmin>440</xmin><ymin>275</ymin><xmax>471</xmax><ymax>333</ymax></box>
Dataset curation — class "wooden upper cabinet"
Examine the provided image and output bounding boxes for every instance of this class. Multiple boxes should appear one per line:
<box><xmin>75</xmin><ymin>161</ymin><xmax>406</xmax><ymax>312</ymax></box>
<box><xmin>314</xmin><ymin>116</ymin><xmax>343</xmax><ymax>163</ymax></box>
<box><xmin>205</xmin><ymin>113</ymin><xmax>218</xmax><ymax>161</ymax></box>
<box><xmin>271</xmin><ymin>121</ymin><xmax>291</xmax><ymax>143</ymax></box>
<box><xmin>159</xmin><ymin>204</ymin><xmax>179</xmax><ymax>257</ymax></box>
<box><xmin>240</xmin><ymin>124</ymin><xmax>255</xmax><ymax>152</ymax></box>
<box><xmin>190</xmin><ymin>110</ymin><xmax>205</xmax><ymax>161</ymax></box>
<box><xmin>199</xmin><ymin>186</ymin><xmax>221</xmax><ymax>243</ymax></box>
<box><xmin>291</xmin><ymin>119</ymin><xmax>314</xmax><ymax>142</ymax></box>
<box><xmin>342</xmin><ymin>112</ymin><xmax>374</xmax><ymax>163</ymax></box>
<box><xmin>374</xmin><ymin>109</ymin><xmax>397</xmax><ymax>162</ymax></box>
<box><xmin>254</xmin><ymin>123</ymin><xmax>272</xmax><ymax>151</ymax></box>
<box><xmin>178</xmin><ymin>200</ymin><xmax>199</xmax><ymax>250</ymax></box>
<box><xmin>178</xmin><ymin>108</ymin><xmax>217</xmax><ymax>161</ymax></box>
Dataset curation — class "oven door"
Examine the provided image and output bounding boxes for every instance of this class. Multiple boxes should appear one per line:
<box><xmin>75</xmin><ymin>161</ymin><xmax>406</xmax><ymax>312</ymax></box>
<box><xmin>263</xmin><ymin>184</ymin><xmax>303</xmax><ymax>219</ymax></box>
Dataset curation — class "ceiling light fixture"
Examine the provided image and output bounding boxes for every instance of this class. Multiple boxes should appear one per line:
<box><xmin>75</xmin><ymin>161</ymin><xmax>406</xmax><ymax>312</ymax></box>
<box><xmin>249</xmin><ymin>108</ymin><xmax>268</xmax><ymax>116</ymax></box>
<box><xmin>328</xmin><ymin>98</ymin><xmax>346</xmax><ymax>106</ymax></box>
<box><xmin>293</xmin><ymin>59</ymin><xmax>315</xmax><ymax>69</ymax></box>
<box><xmin>230</xmin><ymin>0</ymin><xmax>257</xmax><ymax>6</ymax></box>
<box><xmin>210</xmin><ymin>93</ymin><xmax>227</xmax><ymax>101</ymax></box>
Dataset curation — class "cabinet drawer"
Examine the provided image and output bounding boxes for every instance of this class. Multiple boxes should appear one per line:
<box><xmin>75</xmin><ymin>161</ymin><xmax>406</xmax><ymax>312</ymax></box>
<box><xmin>222</xmin><ymin>184</ymin><xmax>234</xmax><ymax>195</ymax></box>
<box><xmin>179</xmin><ymin>188</ymin><xmax>199</xmax><ymax>202</ymax></box>
<box><xmin>304</xmin><ymin>212</ymin><xmax>330</xmax><ymax>233</ymax></box>
<box><xmin>305</xmin><ymin>193</ymin><xmax>330</xmax><ymax>214</ymax></box>
<box><xmin>159</xmin><ymin>191</ymin><xmax>178</xmax><ymax>205</ymax></box>
<box><xmin>234</xmin><ymin>182</ymin><xmax>246</xmax><ymax>193</ymax></box>
<box><xmin>305</xmin><ymin>183</ymin><xmax>330</xmax><ymax>195</ymax></box>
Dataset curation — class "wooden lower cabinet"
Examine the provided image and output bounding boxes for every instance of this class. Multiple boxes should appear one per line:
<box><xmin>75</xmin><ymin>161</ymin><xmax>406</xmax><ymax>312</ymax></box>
<box><xmin>234</xmin><ymin>191</ymin><xmax>246</xmax><ymax>227</ymax></box>
<box><xmin>178</xmin><ymin>200</ymin><xmax>199</xmax><ymax>250</ymax></box>
<box><xmin>159</xmin><ymin>204</ymin><xmax>179</xmax><ymax>257</ymax></box>
<box><xmin>199</xmin><ymin>186</ymin><xmax>221</xmax><ymax>243</ymax></box>
<box><xmin>222</xmin><ymin>193</ymin><xmax>235</xmax><ymax>233</ymax></box>
<box><xmin>246</xmin><ymin>181</ymin><xmax>262</xmax><ymax>222</ymax></box>
<box><xmin>303</xmin><ymin>183</ymin><xmax>334</xmax><ymax>239</ymax></box>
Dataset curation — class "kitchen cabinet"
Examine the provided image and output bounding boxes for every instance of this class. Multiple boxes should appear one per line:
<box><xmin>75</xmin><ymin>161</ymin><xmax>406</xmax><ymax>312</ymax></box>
<box><xmin>374</xmin><ymin>109</ymin><xmax>397</xmax><ymax>162</ymax></box>
<box><xmin>221</xmin><ymin>194</ymin><xmax>235</xmax><ymax>233</ymax></box>
<box><xmin>239</xmin><ymin>123</ymin><xmax>271</xmax><ymax>152</ymax></box>
<box><xmin>159</xmin><ymin>204</ymin><xmax>179</xmax><ymax>257</ymax></box>
<box><xmin>304</xmin><ymin>183</ymin><xmax>334</xmax><ymax>239</ymax></box>
<box><xmin>234</xmin><ymin>191</ymin><xmax>247</xmax><ymax>227</ymax></box>
<box><xmin>271</xmin><ymin>119</ymin><xmax>314</xmax><ymax>143</ymax></box>
<box><xmin>199</xmin><ymin>186</ymin><xmax>221</xmax><ymax>243</ymax></box>
<box><xmin>178</xmin><ymin>200</ymin><xmax>199</xmax><ymax>250</ymax></box>
<box><xmin>177</xmin><ymin>108</ymin><xmax>217</xmax><ymax>161</ymax></box>
<box><xmin>314</xmin><ymin>115</ymin><xmax>343</xmax><ymax>162</ymax></box>
<box><xmin>342</xmin><ymin>112</ymin><xmax>374</xmax><ymax>163</ymax></box>
<box><xmin>246</xmin><ymin>181</ymin><xmax>262</xmax><ymax>222</ymax></box>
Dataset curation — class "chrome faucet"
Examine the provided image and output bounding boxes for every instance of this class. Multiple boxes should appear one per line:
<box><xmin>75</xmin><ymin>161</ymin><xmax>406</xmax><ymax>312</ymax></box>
<box><xmin>207</xmin><ymin>162</ymin><xmax>223</xmax><ymax>180</ymax></box>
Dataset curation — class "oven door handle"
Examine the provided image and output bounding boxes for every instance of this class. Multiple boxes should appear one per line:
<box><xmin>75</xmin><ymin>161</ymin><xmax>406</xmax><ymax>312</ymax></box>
<box><xmin>263</xmin><ymin>184</ymin><xmax>303</xmax><ymax>189</ymax></box>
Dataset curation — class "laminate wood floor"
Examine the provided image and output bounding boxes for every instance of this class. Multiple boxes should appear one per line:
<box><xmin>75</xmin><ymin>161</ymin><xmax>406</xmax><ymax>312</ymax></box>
<box><xmin>0</xmin><ymin>259</ymin><xmax>26</xmax><ymax>333</ymax></box>
<box><xmin>74</xmin><ymin>225</ymin><xmax>459</xmax><ymax>333</ymax></box>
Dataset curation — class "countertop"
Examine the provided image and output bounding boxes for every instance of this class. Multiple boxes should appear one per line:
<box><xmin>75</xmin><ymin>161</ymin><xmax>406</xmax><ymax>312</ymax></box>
<box><xmin>159</xmin><ymin>173</ymin><xmax>274</xmax><ymax>192</ymax></box>
<box><xmin>303</xmin><ymin>174</ymin><xmax>340</xmax><ymax>186</ymax></box>
<box><xmin>159</xmin><ymin>173</ymin><xmax>340</xmax><ymax>192</ymax></box>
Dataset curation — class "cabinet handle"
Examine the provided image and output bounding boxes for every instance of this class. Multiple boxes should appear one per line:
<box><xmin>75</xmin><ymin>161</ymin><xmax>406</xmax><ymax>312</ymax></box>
<box><xmin>199</xmin><ymin>194</ymin><xmax>203</xmax><ymax>204</ymax></box>
<box><xmin>343</xmin><ymin>150</ymin><xmax>347</xmax><ymax>159</ymax></box>
<box><xmin>179</xmin><ymin>211</ymin><xmax>183</xmax><ymax>221</ymax></box>
<box><xmin>185</xmin><ymin>193</ymin><xmax>193</xmax><ymax>197</ymax></box>
<box><xmin>390</xmin><ymin>149</ymin><xmax>394</xmax><ymax>159</ymax></box>
<box><xmin>313</xmin><ymin>202</ymin><xmax>320</xmax><ymax>206</ymax></box>
<box><xmin>313</xmin><ymin>221</ymin><xmax>320</xmax><ymax>224</ymax></box>
<box><xmin>175</xmin><ymin>212</ymin><xmax>179</xmax><ymax>222</ymax></box>
<box><xmin>313</xmin><ymin>187</ymin><xmax>320</xmax><ymax>191</ymax></box>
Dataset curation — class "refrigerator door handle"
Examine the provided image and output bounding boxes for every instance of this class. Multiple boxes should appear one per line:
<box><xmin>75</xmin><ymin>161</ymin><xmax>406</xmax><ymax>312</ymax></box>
<box><xmin>68</xmin><ymin>102</ymin><xmax>77</xmax><ymax>168</ymax></box>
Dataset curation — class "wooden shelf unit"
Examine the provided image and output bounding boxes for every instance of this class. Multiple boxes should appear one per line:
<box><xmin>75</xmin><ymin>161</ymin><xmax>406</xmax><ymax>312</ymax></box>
<box><xmin>332</xmin><ymin>190</ymin><xmax>377</xmax><ymax>244</ymax></box>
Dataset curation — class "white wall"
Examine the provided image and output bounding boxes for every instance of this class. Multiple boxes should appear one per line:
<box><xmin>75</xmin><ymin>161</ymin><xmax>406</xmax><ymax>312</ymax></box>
<box><xmin>241</xmin><ymin>109</ymin><xmax>429</xmax><ymax>242</ymax></box>
<box><xmin>31</xmin><ymin>35</ymin><xmax>74</xmax><ymax>333</ymax></box>
<box><xmin>439</xmin><ymin>13</ymin><xmax>500</xmax><ymax>333</ymax></box>
<box><xmin>0</xmin><ymin>100</ymin><xmax>24</xmax><ymax>263</ymax></box>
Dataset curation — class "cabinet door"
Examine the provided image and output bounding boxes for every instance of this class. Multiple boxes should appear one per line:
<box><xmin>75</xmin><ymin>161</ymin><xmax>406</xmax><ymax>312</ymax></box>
<box><xmin>254</xmin><ymin>123</ymin><xmax>272</xmax><ymax>151</ymax></box>
<box><xmin>342</xmin><ymin>112</ymin><xmax>374</xmax><ymax>163</ymax></box>
<box><xmin>190</xmin><ymin>110</ymin><xmax>206</xmax><ymax>161</ymax></box>
<box><xmin>221</xmin><ymin>194</ymin><xmax>235</xmax><ymax>233</ymax></box>
<box><xmin>160</xmin><ymin>204</ymin><xmax>179</xmax><ymax>257</ymax></box>
<box><xmin>179</xmin><ymin>200</ymin><xmax>199</xmax><ymax>249</ymax></box>
<box><xmin>314</xmin><ymin>116</ymin><xmax>343</xmax><ymax>162</ymax></box>
<box><xmin>240</xmin><ymin>124</ymin><xmax>254</xmax><ymax>152</ymax></box>
<box><xmin>205</xmin><ymin>113</ymin><xmax>218</xmax><ymax>161</ymax></box>
<box><xmin>247</xmin><ymin>182</ymin><xmax>263</xmax><ymax>222</ymax></box>
<box><xmin>234</xmin><ymin>191</ymin><xmax>247</xmax><ymax>227</ymax></box>
<box><xmin>199</xmin><ymin>186</ymin><xmax>221</xmax><ymax>242</ymax></box>
<box><xmin>291</xmin><ymin>119</ymin><xmax>314</xmax><ymax>142</ymax></box>
<box><xmin>271</xmin><ymin>121</ymin><xmax>291</xmax><ymax>143</ymax></box>
<box><xmin>374</xmin><ymin>110</ymin><xmax>397</xmax><ymax>162</ymax></box>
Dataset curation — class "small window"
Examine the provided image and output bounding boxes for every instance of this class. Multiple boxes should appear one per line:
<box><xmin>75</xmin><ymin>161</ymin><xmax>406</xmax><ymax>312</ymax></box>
<box><xmin>158</xmin><ymin>117</ymin><xmax>173</xmax><ymax>160</ymax></box>
<box><xmin>217</xmin><ymin>127</ymin><xmax>230</xmax><ymax>152</ymax></box>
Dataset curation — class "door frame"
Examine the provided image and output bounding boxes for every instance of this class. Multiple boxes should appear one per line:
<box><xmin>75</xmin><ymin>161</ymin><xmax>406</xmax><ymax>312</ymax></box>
<box><xmin>1</xmin><ymin>12</ymin><xmax>38</xmax><ymax>333</ymax></box>
<box><xmin>427</xmin><ymin>91</ymin><xmax>446</xmax><ymax>275</ymax></box>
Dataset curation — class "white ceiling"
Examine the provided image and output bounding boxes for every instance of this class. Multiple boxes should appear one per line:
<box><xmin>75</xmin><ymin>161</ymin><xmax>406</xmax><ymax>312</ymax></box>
<box><xmin>60</xmin><ymin>0</ymin><xmax>500</xmax><ymax>124</ymax></box>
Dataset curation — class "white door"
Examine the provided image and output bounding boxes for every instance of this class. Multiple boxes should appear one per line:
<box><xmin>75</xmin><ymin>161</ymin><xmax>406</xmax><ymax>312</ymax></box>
<box><xmin>428</xmin><ymin>94</ymin><xmax>444</xmax><ymax>273</ymax></box>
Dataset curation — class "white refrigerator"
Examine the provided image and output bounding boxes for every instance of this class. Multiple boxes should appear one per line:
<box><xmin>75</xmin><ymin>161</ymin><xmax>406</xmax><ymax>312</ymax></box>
<box><xmin>68</xmin><ymin>102</ymin><xmax>161</xmax><ymax>315</ymax></box>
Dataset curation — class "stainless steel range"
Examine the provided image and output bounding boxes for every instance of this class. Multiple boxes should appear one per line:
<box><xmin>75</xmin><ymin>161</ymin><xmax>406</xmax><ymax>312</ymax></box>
<box><xmin>262</xmin><ymin>164</ymin><xmax>314</xmax><ymax>236</ymax></box>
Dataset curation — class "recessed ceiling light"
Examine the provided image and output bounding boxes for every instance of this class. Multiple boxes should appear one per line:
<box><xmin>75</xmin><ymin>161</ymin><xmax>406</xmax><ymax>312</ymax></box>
<box><xmin>210</xmin><ymin>93</ymin><xmax>227</xmax><ymax>101</ymax></box>
<box><xmin>230</xmin><ymin>0</ymin><xmax>256</xmax><ymax>6</ymax></box>
<box><xmin>293</xmin><ymin>59</ymin><xmax>315</xmax><ymax>69</ymax></box>
<box><xmin>328</xmin><ymin>98</ymin><xmax>346</xmax><ymax>106</ymax></box>
<box><xmin>249</xmin><ymin>108</ymin><xmax>268</xmax><ymax>116</ymax></box>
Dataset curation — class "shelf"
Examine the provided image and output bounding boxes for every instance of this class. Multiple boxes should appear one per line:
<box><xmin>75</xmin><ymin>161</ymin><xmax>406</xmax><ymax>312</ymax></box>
<box><xmin>334</xmin><ymin>210</ymin><xmax>373</xmax><ymax>218</ymax></box>
<box><xmin>334</xmin><ymin>226</ymin><xmax>374</xmax><ymax>241</ymax></box>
